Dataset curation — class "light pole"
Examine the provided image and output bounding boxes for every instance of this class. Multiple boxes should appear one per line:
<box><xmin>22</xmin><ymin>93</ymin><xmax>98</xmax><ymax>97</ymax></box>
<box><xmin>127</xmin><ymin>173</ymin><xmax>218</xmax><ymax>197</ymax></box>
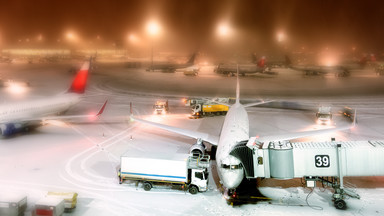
<box><xmin>146</xmin><ymin>21</ymin><xmax>160</xmax><ymax>71</ymax></box>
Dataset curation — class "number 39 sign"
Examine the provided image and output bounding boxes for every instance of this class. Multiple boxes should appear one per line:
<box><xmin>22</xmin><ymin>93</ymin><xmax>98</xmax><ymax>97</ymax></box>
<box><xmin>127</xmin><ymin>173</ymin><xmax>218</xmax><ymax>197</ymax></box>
<box><xmin>315</xmin><ymin>155</ymin><xmax>330</xmax><ymax>168</ymax></box>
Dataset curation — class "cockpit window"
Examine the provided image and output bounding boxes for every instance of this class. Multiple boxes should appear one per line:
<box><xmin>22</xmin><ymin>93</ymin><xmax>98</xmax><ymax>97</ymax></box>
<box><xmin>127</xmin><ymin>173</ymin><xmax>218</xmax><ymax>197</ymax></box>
<box><xmin>221</xmin><ymin>164</ymin><xmax>242</xmax><ymax>169</ymax></box>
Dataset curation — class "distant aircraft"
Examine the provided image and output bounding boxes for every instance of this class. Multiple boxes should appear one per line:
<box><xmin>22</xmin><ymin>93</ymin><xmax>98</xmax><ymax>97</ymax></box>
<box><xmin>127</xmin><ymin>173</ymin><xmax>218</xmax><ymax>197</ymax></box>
<box><xmin>286</xmin><ymin>55</ymin><xmax>368</xmax><ymax>77</ymax></box>
<box><xmin>130</xmin><ymin>66</ymin><xmax>355</xmax><ymax>194</ymax></box>
<box><xmin>215</xmin><ymin>54</ymin><xmax>280</xmax><ymax>76</ymax></box>
<box><xmin>38</xmin><ymin>55</ymin><xmax>62</xmax><ymax>63</ymax></box>
<box><xmin>0</xmin><ymin>58</ymin><xmax>107</xmax><ymax>137</ymax></box>
<box><xmin>146</xmin><ymin>53</ymin><xmax>197</xmax><ymax>72</ymax></box>
<box><xmin>0</xmin><ymin>56</ymin><xmax>13</xmax><ymax>64</ymax></box>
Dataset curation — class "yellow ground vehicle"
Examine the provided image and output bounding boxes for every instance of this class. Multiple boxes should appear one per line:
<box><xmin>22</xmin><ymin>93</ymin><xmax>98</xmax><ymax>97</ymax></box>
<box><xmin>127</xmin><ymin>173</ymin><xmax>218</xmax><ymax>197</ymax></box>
<box><xmin>190</xmin><ymin>104</ymin><xmax>229</xmax><ymax>118</ymax></box>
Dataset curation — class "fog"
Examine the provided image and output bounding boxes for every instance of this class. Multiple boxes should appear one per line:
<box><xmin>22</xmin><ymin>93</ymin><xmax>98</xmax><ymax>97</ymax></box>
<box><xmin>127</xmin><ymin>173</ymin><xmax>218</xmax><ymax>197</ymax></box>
<box><xmin>1</xmin><ymin>0</ymin><xmax>383</xmax><ymax>59</ymax></box>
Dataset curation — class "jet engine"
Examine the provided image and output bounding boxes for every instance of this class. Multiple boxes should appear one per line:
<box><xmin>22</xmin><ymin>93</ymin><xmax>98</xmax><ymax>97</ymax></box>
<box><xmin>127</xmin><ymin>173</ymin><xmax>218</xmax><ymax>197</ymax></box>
<box><xmin>189</xmin><ymin>138</ymin><xmax>206</xmax><ymax>156</ymax></box>
<box><xmin>0</xmin><ymin>123</ymin><xmax>24</xmax><ymax>137</ymax></box>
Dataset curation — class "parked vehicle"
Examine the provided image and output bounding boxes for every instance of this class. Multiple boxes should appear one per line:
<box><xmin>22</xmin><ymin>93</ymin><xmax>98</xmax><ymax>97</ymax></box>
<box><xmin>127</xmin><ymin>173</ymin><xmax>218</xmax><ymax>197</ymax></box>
<box><xmin>118</xmin><ymin>152</ymin><xmax>210</xmax><ymax>194</ymax></box>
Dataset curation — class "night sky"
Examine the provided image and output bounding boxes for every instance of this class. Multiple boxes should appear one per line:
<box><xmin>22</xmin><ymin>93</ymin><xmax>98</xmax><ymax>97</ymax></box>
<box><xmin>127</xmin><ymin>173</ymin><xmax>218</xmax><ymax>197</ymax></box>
<box><xmin>1</xmin><ymin>0</ymin><xmax>384</xmax><ymax>52</ymax></box>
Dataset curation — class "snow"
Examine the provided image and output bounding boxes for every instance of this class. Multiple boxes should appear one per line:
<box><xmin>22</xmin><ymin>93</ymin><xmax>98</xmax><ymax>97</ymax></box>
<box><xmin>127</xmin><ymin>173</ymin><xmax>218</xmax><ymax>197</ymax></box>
<box><xmin>0</xmin><ymin>62</ymin><xmax>384</xmax><ymax>215</ymax></box>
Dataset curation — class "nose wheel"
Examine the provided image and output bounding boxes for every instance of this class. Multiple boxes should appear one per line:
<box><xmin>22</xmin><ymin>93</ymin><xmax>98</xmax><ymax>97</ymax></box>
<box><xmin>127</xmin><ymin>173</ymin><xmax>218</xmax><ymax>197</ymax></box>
<box><xmin>334</xmin><ymin>199</ymin><xmax>347</xmax><ymax>210</ymax></box>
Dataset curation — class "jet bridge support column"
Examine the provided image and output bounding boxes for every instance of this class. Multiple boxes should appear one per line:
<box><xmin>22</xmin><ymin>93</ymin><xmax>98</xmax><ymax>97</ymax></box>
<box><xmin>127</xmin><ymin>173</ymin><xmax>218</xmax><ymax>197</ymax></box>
<box><xmin>333</xmin><ymin>143</ymin><xmax>346</xmax><ymax>209</ymax></box>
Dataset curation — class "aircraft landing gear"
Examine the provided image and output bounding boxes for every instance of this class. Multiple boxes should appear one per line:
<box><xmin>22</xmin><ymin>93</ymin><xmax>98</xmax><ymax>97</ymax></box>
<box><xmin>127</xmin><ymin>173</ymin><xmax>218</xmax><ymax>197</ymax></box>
<box><xmin>334</xmin><ymin>199</ymin><xmax>347</xmax><ymax>210</ymax></box>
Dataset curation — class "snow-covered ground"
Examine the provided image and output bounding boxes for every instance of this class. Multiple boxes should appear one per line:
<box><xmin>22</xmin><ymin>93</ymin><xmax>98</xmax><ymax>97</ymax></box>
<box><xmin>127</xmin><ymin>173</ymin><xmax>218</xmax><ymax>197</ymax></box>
<box><xmin>1</xmin><ymin>62</ymin><xmax>384</xmax><ymax>215</ymax></box>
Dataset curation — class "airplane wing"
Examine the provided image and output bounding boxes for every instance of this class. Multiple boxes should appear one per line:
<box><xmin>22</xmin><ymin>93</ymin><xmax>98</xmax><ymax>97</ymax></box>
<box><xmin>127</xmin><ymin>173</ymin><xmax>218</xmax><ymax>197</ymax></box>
<box><xmin>243</xmin><ymin>100</ymin><xmax>274</xmax><ymax>108</ymax></box>
<box><xmin>130</xmin><ymin>116</ymin><xmax>220</xmax><ymax>145</ymax></box>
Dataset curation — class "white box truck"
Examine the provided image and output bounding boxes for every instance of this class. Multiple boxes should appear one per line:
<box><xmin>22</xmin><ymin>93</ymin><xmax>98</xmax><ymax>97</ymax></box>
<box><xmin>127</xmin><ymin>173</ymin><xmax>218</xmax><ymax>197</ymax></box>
<box><xmin>118</xmin><ymin>152</ymin><xmax>209</xmax><ymax>194</ymax></box>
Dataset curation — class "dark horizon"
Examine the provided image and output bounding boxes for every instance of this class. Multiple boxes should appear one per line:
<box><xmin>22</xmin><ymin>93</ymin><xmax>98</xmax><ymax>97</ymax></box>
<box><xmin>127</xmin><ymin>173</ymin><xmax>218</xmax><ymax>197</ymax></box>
<box><xmin>1</xmin><ymin>0</ymin><xmax>384</xmax><ymax>54</ymax></box>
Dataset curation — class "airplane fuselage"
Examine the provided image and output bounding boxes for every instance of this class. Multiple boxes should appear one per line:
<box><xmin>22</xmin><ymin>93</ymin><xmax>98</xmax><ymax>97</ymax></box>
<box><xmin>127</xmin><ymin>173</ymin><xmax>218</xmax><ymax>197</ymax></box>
<box><xmin>0</xmin><ymin>93</ymin><xmax>82</xmax><ymax>125</ymax></box>
<box><xmin>148</xmin><ymin>62</ymin><xmax>193</xmax><ymax>72</ymax></box>
<box><xmin>216</xmin><ymin>64</ymin><xmax>265</xmax><ymax>75</ymax></box>
<box><xmin>216</xmin><ymin>102</ymin><xmax>249</xmax><ymax>189</ymax></box>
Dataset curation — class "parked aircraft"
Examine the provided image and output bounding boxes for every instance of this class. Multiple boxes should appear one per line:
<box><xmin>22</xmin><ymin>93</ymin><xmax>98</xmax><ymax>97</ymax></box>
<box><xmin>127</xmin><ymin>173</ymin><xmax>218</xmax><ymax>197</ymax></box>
<box><xmin>146</xmin><ymin>53</ymin><xmax>197</xmax><ymax>72</ymax></box>
<box><xmin>0</xmin><ymin>56</ymin><xmax>12</xmax><ymax>64</ymax></box>
<box><xmin>215</xmin><ymin>54</ymin><xmax>280</xmax><ymax>76</ymax></box>
<box><xmin>0</xmin><ymin>58</ymin><xmax>107</xmax><ymax>137</ymax></box>
<box><xmin>130</xmin><ymin>66</ymin><xmax>355</xmax><ymax>194</ymax></box>
<box><xmin>286</xmin><ymin>55</ymin><xmax>368</xmax><ymax>77</ymax></box>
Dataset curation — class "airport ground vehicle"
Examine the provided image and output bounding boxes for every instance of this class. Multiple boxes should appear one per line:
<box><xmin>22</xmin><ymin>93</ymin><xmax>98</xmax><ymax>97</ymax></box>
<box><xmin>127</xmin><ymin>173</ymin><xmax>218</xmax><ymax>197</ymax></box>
<box><xmin>184</xmin><ymin>98</ymin><xmax>229</xmax><ymax>118</ymax></box>
<box><xmin>0</xmin><ymin>194</ymin><xmax>27</xmax><ymax>216</ymax></box>
<box><xmin>341</xmin><ymin>106</ymin><xmax>355</xmax><ymax>121</ymax></box>
<box><xmin>46</xmin><ymin>192</ymin><xmax>78</xmax><ymax>212</ymax></box>
<box><xmin>316</xmin><ymin>106</ymin><xmax>332</xmax><ymax>125</ymax></box>
<box><xmin>118</xmin><ymin>152</ymin><xmax>210</xmax><ymax>194</ymax></box>
<box><xmin>34</xmin><ymin>197</ymin><xmax>65</xmax><ymax>216</ymax></box>
<box><xmin>153</xmin><ymin>100</ymin><xmax>169</xmax><ymax>115</ymax></box>
<box><xmin>190</xmin><ymin>103</ymin><xmax>229</xmax><ymax>118</ymax></box>
<box><xmin>375</xmin><ymin>63</ymin><xmax>384</xmax><ymax>75</ymax></box>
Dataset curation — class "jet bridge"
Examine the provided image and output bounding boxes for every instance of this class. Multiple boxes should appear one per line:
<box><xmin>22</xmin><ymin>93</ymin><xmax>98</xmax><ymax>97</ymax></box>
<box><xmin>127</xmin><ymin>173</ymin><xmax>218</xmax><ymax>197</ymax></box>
<box><xmin>231</xmin><ymin>138</ymin><xmax>384</xmax><ymax>209</ymax></box>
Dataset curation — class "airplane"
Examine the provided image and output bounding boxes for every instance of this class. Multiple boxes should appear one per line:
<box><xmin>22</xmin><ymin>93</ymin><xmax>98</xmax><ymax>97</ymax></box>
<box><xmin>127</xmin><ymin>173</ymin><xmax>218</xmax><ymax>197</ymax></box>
<box><xmin>286</xmin><ymin>55</ymin><xmax>369</xmax><ymax>77</ymax></box>
<box><xmin>215</xmin><ymin>54</ymin><xmax>279</xmax><ymax>76</ymax></box>
<box><xmin>259</xmin><ymin>55</ymin><xmax>291</xmax><ymax>70</ymax></box>
<box><xmin>130</xmin><ymin>65</ymin><xmax>355</xmax><ymax>197</ymax></box>
<box><xmin>0</xmin><ymin>58</ymin><xmax>107</xmax><ymax>137</ymax></box>
<box><xmin>146</xmin><ymin>53</ymin><xmax>197</xmax><ymax>72</ymax></box>
<box><xmin>0</xmin><ymin>56</ymin><xmax>13</xmax><ymax>64</ymax></box>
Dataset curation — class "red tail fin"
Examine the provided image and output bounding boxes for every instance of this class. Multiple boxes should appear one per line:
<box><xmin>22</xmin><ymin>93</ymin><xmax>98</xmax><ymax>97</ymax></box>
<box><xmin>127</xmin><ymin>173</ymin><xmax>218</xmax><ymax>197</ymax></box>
<box><xmin>96</xmin><ymin>100</ymin><xmax>108</xmax><ymax>117</ymax></box>
<box><xmin>257</xmin><ymin>56</ymin><xmax>266</xmax><ymax>68</ymax></box>
<box><xmin>68</xmin><ymin>60</ymin><xmax>90</xmax><ymax>94</ymax></box>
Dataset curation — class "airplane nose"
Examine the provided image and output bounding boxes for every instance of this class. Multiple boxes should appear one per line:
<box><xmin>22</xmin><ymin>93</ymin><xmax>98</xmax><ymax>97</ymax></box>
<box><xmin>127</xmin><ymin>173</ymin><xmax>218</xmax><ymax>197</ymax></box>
<box><xmin>221</xmin><ymin>167</ymin><xmax>244</xmax><ymax>189</ymax></box>
<box><xmin>219</xmin><ymin>155</ymin><xmax>244</xmax><ymax>189</ymax></box>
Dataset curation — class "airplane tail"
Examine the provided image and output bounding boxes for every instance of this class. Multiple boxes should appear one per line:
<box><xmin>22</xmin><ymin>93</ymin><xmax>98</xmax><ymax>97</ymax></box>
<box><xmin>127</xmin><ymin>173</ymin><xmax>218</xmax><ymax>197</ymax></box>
<box><xmin>67</xmin><ymin>58</ymin><xmax>91</xmax><ymax>94</ymax></box>
<box><xmin>257</xmin><ymin>56</ymin><xmax>266</xmax><ymax>68</ymax></box>
<box><xmin>186</xmin><ymin>53</ymin><xmax>197</xmax><ymax>65</ymax></box>
<box><xmin>251</xmin><ymin>53</ymin><xmax>266</xmax><ymax>68</ymax></box>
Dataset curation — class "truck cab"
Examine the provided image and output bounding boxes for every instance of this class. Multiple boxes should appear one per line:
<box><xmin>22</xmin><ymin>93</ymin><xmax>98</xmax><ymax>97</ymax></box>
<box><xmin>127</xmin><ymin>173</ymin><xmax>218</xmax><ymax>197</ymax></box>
<box><xmin>191</xmin><ymin>104</ymin><xmax>202</xmax><ymax>117</ymax></box>
<box><xmin>188</xmin><ymin>168</ymin><xmax>209</xmax><ymax>194</ymax></box>
<box><xmin>316</xmin><ymin>106</ymin><xmax>332</xmax><ymax>125</ymax></box>
<box><xmin>187</xmin><ymin>155</ymin><xmax>210</xmax><ymax>194</ymax></box>
<box><xmin>153</xmin><ymin>100</ymin><xmax>169</xmax><ymax>115</ymax></box>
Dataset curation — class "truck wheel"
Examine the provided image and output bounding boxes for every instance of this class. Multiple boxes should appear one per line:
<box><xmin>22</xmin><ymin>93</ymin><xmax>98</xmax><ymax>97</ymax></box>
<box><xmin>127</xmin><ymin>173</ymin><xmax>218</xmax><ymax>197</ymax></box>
<box><xmin>189</xmin><ymin>185</ymin><xmax>198</xmax><ymax>194</ymax></box>
<box><xmin>334</xmin><ymin>199</ymin><xmax>347</xmax><ymax>210</ymax></box>
<box><xmin>143</xmin><ymin>182</ymin><xmax>152</xmax><ymax>191</ymax></box>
